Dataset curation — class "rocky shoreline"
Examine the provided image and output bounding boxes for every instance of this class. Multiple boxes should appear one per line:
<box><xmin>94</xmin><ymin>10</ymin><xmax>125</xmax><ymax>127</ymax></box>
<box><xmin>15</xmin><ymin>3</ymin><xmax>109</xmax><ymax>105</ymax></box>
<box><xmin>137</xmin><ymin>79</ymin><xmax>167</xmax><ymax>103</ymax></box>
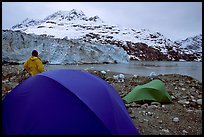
<box><xmin>2</xmin><ymin>65</ymin><xmax>202</xmax><ymax>135</ymax></box>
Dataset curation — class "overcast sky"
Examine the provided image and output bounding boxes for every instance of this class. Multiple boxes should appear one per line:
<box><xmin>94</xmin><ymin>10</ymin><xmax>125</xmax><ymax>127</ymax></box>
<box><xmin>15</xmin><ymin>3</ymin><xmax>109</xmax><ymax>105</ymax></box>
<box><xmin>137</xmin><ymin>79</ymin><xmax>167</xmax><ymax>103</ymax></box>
<box><xmin>2</xmin><ymin>2</ymin><xmax>202</xmax><ymax>41</ymax></box>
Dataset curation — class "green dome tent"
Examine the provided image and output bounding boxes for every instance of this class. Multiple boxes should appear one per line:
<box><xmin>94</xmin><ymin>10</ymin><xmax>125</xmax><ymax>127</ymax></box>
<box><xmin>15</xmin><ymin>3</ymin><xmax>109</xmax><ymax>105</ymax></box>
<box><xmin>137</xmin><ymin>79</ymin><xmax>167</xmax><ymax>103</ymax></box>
<box><xmin>123</xmin><ymin>79</ymin><xmax>172</xmax><ymax>103</ymax></box>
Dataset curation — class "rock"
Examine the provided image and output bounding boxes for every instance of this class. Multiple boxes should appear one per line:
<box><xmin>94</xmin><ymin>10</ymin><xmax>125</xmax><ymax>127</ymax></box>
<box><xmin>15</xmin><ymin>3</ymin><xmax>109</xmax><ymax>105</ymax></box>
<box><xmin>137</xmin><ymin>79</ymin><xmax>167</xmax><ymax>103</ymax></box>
<box><xmin>139</xmin><ymin>119</ymin><xmax>143</xmax><ymax>123</ymax></box>
<box><xmin>173</xmin><ymin>117</ymin><xmax>179</xmax><ymax>122</ymax></box>
<box><xmin>130</xmin><ymin>113</ymin><xmax>135</xmax><ymax>118</ymax></box>
<box><xmin>175</xmin><ymin>92</ymin><xmax>182</xmax><ymax>97</ymax></box>
<box><xmin>133</xmin><ymin>75</ymin><xmax>137</xmax><ymax>77</ymax></box>
<box><xmin>161</xmin><ymin>105</ymin><xmax>166</xmax><ymax>108</ymax></box>
<box><xmin>125</xmin><ymin>103</ymin><xmax>131</xmax><ymax>108</ymax></box>
<box><xmin>178</xmin><ymin>99</ymin><xmax>190</xmax><ymax>105</ymax></box>
<box><xmin>10</xmin><ymin>76</ymin><xmax>17</xmax><ymax>81</ymax></box>
<box><xmin>186</xmin><ymin>80</ymin><xmax>191</xmax><ymax>84</ymax></box>
<box><xmin>179</xmin><ymin>82</ymin><xmax>184</xmax><ymax>86</ymax></box>
<box><xmin>171</xmin><ymin>95</ymin><xmax>176</xmax><ymax>100</ymax></box>
<box><xmin>120</xmin><ymin>94</ymin><xmax>126</xmax><ymax>97</ymax></box>
<box><xmin>147</xmin><ymin>111</ymin><xmax>154</xmax><ymax>116</ymax></box>
<box><xmin>2</xmin><ymin>79</ymin><xmax>9</xmax><ymax>83</ymax></box>
<box><xmin>182</xmin><ymin>130</ymin><xmax>188</xmax><ymax>134</ymax></box>
<box><xmin>143</xmin><ymin>119</ymin><xmax>149</xmax><ymax>122</ymax></box>
<box><xmin>189</xmin><ymin>102</ymin><xmax>197</xmax><ymax>107</ymax></box>
<box><xmin>196</xmin><ymin>99</ymin><xmax>202</xmax><ymax>105</ymax></box>
<box><xmin>198</xmin><ymin>94</ymin><xmax>202</xmax><ymax>98</ymax></box>
<box><xmin>148</xmin><ymin>105</ymin><xmax>158</xmax><ymax>109</ymax></box>
<box><xmin>142</xmin><ymin>111</ymin><xmax>147</xmax><ymax>116</ymax></box>
<box><xmin>100</xmin><ymin>70</ymin><xmax>106</xmax><ymax>74</ymax></box>
<box><xmin>113</xmin><ymin>74</ymin><xmax>125</xmax><ymax>79</ymax></box>
<box><xmin>128</xmin><ymin>108</ymin><xmax>132</xmax><ymax>113</ymax></box>
<box><xmin>119</xmin><ymin>79</ymin><xmax>124</xmax><ymax>83</ymax></box>
<box><xmin>118</xmin><ymin>74</ymin><xmax>125</xmax><ymax>79</ymax></box>
<box><xmin>158</xmin><ymin>120</ymin><xmax>162</xmax><ymax>124</ymax></box>
<box><xmin>182</xmin><ymin>95</ymin><xmax>188</xmax><ymax>99</ymax></box>
<box><xmin>151</xmin><ymin>102</ymin><xmax>161</xmax><ymax>106</ymax></box>
<box><xmin>189</xmin><ymin>87</ymin><xmax>196</xmax><ymax>92</ymax></box>
<box><xmin>149</xmin><ymin>72</ymin><xmax>156</xmax><ymax>77</ymax></box>
<box><xmin>134</xmin><ymin>103</ymin><xmax>142</xmax><ymax>107</ymax></box>
<box><xmin>131</xmin><ymin>102</ymin><xmax>137</xmax><ymax>107</ymax></box>
<box><xmin>192</xmin><ymin>99</ymin><xmax>197</xmax><ymax>102</ymax></box>
<box><xmin>162</xmin><ymin>129</ymin><xmax>170</xmax><ymax>133</ymax></box>
<box><xmin>186</xmin><ymin>109</ymin><xmax>193</xmax><ymax>113</ymax></box>
<box><xmin>113</xmin><ymin>75</ymin><xmax>119</xmax><ymax>79</ymax></box>
<box><xmin>141</xmin><ymin>103</ymin><xmax>148</xmax><ymax>109</ymax></box>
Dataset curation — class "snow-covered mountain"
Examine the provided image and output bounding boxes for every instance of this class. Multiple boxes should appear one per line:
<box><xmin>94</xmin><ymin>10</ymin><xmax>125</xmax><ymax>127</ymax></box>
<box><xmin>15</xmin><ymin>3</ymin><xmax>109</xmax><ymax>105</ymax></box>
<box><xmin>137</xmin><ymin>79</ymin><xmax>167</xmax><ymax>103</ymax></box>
<box><xmin>11</xmin><ymin>18</ymin><xmax>41</xmax><ymax>29</ymax></box>
<box><xmin>11</xmin><ymin>9</ymin><xmax>174</xmax><ymax>50</ymax></box>
<box><xmin>174</xmin><ymin>34</ymin><xmax>202</xmax><ymax>52</ymax></box>
<box><xmin>3</xmin><ymin>9</ymin><xmax>202</xmax><ymax>64</ymax></box>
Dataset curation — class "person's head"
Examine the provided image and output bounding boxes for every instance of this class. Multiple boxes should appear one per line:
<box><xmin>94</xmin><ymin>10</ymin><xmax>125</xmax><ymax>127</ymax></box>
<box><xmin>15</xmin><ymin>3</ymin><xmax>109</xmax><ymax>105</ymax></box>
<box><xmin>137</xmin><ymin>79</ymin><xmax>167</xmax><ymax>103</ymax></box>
<box><xmin>32</xmin><ymin>50</ymin><xmax>38</xmax><ymax>57</ymax></box>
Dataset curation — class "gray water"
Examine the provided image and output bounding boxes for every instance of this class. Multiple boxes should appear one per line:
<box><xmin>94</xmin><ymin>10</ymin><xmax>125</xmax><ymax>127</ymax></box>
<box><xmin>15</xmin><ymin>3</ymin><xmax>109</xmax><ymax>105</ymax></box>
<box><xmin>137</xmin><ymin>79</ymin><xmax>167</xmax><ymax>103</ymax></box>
<box><xmin>45</xmin><ymin>61</ymin><xmax>202</xmax><ymax>82</ymax></box>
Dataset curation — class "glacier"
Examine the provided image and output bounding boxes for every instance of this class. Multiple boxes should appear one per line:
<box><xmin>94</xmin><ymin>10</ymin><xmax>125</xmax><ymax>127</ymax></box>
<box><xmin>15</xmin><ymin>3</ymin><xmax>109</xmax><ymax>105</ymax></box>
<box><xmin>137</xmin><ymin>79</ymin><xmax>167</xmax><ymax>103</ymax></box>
<box><xmin>2</xmin><ymin>30</ymin><xmax>129</xmax><ymax>64</ymax></box>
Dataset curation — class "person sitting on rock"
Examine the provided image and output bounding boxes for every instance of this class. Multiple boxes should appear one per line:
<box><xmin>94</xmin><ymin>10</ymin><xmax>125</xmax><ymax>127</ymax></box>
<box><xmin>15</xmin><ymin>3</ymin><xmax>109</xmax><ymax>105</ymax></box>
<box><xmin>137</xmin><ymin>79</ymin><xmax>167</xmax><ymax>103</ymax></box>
<box><xmin>23</xmin><ymin>50</ymin><xmax>44</xmax><ymax>76</ymax></box>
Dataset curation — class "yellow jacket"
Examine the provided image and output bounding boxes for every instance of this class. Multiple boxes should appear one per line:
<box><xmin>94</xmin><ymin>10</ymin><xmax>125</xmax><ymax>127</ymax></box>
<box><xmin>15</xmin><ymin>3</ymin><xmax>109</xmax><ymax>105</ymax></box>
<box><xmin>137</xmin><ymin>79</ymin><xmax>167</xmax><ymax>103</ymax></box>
<box><xmin>23</xmin><ymin>56</ymin><xmax>44</xmax><ymax>76</ymax></box>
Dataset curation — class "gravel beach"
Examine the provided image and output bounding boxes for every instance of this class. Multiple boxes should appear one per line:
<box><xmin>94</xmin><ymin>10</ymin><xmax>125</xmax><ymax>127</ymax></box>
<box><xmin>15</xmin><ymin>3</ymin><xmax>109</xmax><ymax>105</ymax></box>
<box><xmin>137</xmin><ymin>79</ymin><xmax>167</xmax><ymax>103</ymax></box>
<box><xmin>2</xmin><ymin>64</ymin><xmax>202</xmax><ymax>135</ymax></box>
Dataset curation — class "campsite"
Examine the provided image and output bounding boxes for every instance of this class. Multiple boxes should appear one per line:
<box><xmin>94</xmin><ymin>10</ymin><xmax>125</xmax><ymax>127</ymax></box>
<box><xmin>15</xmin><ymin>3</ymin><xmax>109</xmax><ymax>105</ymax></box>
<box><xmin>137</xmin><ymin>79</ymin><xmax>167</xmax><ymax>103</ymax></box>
<box><xmin>2</xmin><ymin>64</ymin><xmax>202</xmax><ymax>135</ymax></box>
<box><xmin>2</xmin><ymin>2</ymin><xmax>202</xmax><ymax>135</ymax></box>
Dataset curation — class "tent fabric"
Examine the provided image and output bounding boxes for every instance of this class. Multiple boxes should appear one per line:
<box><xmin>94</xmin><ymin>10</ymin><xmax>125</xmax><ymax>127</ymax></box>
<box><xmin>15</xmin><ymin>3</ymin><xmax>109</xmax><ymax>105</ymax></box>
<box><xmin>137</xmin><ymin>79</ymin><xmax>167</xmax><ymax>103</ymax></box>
<box><xmin>123</xmin><ymin>79</ymin><xmax>172</xmax><ymax>103</ymax></box>
<box><xmin>2</xmin><ymin>69</ymin><xmax>140</xmax><ymax>135</ymax></box>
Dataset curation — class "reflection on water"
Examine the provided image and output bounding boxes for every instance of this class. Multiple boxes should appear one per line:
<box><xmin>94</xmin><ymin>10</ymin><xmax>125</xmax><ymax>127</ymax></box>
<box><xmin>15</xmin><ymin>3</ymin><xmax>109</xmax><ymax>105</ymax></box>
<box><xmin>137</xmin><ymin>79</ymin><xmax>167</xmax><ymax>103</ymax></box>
<box><xmin>45</xmin><ymin>61</ymin><xmax>202</xmax><ymax>82</ymax></box>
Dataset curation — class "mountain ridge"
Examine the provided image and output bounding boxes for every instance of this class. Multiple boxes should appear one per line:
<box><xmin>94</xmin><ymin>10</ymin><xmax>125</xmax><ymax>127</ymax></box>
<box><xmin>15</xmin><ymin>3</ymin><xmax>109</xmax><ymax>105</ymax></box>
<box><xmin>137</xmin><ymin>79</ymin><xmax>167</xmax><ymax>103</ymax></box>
<box><xmin>4</xmin><ymin>9</ymin><xmax>202</xmax><ymax>63</ymax></box>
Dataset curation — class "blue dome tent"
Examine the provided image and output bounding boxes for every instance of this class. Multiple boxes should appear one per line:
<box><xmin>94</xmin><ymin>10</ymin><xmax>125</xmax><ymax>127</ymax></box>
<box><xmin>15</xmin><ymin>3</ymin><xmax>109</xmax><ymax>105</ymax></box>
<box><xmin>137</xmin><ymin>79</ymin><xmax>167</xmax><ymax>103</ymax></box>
<box><xmin>2</xmin><ymin>69</ymin><xmax>140</xmax><ymax>135</ymax></box>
